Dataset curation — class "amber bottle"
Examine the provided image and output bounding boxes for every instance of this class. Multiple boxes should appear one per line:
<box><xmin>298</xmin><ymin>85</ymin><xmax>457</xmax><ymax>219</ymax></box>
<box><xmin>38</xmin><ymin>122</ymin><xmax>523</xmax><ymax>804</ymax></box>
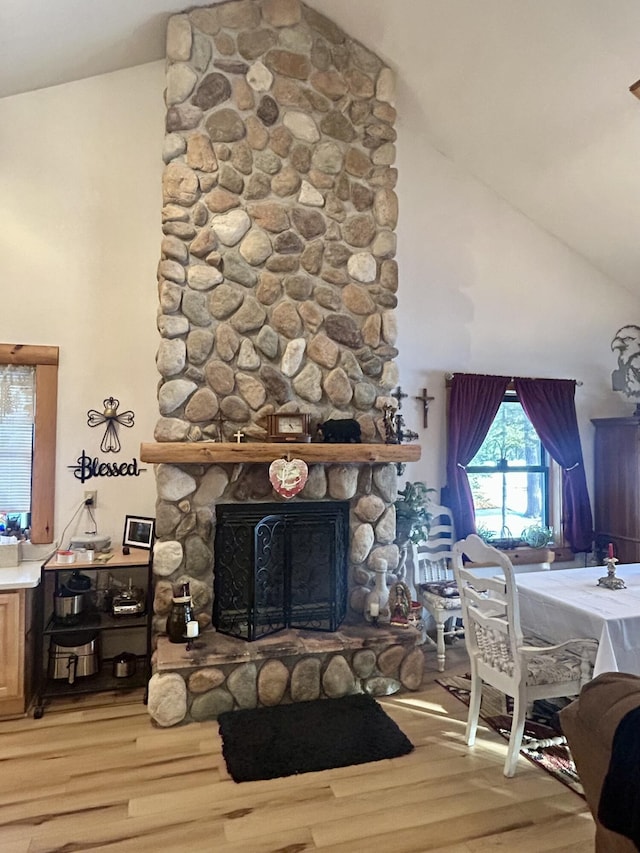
<box><xmin>166</xmin><ymin>582</ymin><xmax>193</xmax><ymax>643</ymax></box>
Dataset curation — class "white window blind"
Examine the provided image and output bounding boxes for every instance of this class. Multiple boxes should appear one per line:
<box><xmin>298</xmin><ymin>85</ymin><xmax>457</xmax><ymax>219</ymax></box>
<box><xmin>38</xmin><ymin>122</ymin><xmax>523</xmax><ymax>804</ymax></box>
<box><xmin>0</xmin><ymin>365</ymin><xmax>35</xmax><ymax>512</ymax></box>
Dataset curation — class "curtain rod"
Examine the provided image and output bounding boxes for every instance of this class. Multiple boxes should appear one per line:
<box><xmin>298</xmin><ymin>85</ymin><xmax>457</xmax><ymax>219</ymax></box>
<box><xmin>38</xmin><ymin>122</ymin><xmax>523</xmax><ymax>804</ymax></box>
<box><xmin>444</xmin><ymin>372</ymin><xmax>583</xmax><ymax>387</ymax></box>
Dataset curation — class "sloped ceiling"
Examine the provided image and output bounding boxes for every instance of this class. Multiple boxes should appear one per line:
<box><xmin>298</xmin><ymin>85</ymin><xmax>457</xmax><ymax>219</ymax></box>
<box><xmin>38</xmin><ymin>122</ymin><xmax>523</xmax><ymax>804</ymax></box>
<box><xmin>3</xmin><ymin>0</ymin><xmax>640</xmax><ymax>293</ymax></box>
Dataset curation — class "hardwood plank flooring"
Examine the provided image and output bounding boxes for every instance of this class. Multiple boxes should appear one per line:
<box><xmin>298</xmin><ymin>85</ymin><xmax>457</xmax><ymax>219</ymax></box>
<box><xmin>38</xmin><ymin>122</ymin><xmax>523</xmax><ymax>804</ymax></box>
<box><xmin>0</xmin><ymin>643</ymin><xmax>595</xmax><ymax>852</ymax></box>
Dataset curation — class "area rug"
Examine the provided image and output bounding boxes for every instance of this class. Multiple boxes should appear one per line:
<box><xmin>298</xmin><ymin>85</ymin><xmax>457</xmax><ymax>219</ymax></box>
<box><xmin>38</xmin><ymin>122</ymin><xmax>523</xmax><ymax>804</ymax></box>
<box><xmin>217</xmin><ymin>693</ymin><xmax>414</xmax><ymax>783</ymax></box>
<box><xmin>437</xmin><ymin>674</ymin><xmax>584</xmax><ymax>797</ymax></box>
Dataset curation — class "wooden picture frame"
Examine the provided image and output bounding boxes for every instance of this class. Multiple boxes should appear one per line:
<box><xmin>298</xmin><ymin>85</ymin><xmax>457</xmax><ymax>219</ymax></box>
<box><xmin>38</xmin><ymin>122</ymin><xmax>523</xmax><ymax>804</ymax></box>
<box><xmin>122</xmin><ymin>515</ymin><xmax>155</xmax><ymax>550</ymax></box>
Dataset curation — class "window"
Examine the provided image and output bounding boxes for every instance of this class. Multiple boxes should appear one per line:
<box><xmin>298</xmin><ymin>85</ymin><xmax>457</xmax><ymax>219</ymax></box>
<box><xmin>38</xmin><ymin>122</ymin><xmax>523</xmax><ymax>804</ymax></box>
<box><xmin>446</xmin><ymin>373</ymin><xmax>591</xmax><ymax>552</ymax></box>
<box><xmin>0</xmin><ymin>365</ymin><xmax>35</xmax><ymax>526</ymax></box>
<box><xmin>0</xmin><ymin>345</ymin><xmax>58</xmax><ymax>544</ymax></box>
<box><xmin>467</xmin><ymin>395</ymin><xmax>550</xmax><ymax>542</ymax></box>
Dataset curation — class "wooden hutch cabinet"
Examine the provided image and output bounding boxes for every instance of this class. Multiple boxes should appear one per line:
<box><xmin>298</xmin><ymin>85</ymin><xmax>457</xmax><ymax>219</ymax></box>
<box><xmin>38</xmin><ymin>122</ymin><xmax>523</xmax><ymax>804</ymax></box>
<box><xmin>592</xmin><ymin>417</ymin><xmax>640</xmax><ymax>564</ymax></box>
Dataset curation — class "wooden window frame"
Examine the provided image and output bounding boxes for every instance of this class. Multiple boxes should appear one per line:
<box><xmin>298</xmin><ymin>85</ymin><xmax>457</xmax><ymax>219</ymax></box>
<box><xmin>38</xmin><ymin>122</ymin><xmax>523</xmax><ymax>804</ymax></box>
<box><xmin>0</xmin><ymin>344</ymin><xmax>58</xmax><ymax>544</ymax></box>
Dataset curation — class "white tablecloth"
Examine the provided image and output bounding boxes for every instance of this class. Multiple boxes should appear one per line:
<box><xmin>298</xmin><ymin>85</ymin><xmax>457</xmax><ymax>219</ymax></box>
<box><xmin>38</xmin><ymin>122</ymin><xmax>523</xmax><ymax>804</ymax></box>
<box><xmin>516</xmin><ymin>564</ymin><xmax>640</xmax><ymax>677</ymax></box>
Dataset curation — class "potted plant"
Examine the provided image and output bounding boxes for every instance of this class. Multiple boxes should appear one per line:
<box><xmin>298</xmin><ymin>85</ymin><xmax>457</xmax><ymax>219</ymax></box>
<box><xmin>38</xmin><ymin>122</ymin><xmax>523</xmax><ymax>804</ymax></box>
<box><xmin>394</xmin><ymin>481</ymin><xmax>435</xmax><ymax>547</ymax></box>
<box><xmin>521</xmin><ymin>524</ymin><xmax>553</xmax><ymax>548</ymax></box>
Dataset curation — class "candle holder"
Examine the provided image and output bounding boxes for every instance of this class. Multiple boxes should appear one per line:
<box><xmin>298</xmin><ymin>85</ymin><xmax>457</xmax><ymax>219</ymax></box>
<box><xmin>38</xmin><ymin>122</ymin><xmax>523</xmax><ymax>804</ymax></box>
<box><xmin>598</xmin><ymin>556</ymin><xmax>626</xmax><ymax>590</ymax></box>
<box><xmin>185</xmin><ymin>619</ymin><xmax>199</xmax><ymax>650</ymax></box>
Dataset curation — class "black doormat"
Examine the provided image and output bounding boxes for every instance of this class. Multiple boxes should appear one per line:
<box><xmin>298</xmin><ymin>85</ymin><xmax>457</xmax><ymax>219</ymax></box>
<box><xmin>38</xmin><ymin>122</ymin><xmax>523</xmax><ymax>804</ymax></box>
<box><xmin>218</xmin><ymin>693</ymin><xmax>414</xmax><ymax>783</ymax></box>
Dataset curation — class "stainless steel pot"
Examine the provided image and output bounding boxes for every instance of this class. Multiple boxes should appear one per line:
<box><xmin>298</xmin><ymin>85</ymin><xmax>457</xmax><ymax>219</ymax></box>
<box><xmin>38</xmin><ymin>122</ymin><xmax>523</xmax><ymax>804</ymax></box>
<box><xmin>112</xmin><ymin>652</ymin><xmax>137</xmax><ymax>678</ymax></box>
<box><xmin>48</xmin><ymin>632</ymin><xmax>99</xmax><ymax>684</ymax></box>
<box><xmin>53</xmin><ymin>590</ymin><xmax>85</xmax><ymax>625</ymax></box>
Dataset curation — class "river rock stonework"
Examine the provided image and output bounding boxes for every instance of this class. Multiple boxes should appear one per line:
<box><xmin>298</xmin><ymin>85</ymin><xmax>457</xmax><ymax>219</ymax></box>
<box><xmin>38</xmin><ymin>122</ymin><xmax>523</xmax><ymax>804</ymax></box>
<box><xmin>152</xmin><ymin>628</ymin><xmax>425</xmax><ymax>723</ymax></box>
<box><xmin>151</xmin><ymin>0</ymin><xmax>413</xmax><ymax>722</ymax></box>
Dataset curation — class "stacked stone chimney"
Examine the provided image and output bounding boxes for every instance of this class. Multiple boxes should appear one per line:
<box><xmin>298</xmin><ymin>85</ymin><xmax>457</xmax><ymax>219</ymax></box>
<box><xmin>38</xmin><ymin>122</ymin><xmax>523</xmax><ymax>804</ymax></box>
<box><xmin>151</xmin><ymin>0</ymin><xmax>403</xmax><ymax>637</ymax></box>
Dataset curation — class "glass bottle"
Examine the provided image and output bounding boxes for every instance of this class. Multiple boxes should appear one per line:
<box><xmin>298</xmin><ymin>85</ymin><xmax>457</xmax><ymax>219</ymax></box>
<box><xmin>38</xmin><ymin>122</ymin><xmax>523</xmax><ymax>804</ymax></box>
<box><xmin>166</xmin><ymin>582</ymin><xmax>193</xmax><ymax>643</ymax></box>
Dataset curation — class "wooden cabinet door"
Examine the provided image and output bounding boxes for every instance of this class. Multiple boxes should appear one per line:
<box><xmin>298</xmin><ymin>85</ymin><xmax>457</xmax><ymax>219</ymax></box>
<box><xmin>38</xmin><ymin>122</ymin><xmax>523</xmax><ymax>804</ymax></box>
<box><xmin>0</xmin><ymin>590</ymin><xmax>25</xmax><ymax>715</ymax></box>
<box><xmin>593</xmin><ymin>418</ymin><xmax>640</xmax><ymax>562</ymax></box>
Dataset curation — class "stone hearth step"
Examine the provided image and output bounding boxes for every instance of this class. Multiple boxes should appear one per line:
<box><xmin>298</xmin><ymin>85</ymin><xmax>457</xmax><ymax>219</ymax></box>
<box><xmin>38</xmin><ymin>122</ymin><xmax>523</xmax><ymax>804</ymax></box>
<box><xmin>148</xmin><ymin>625</ymin><xmax>426</xmax><ymax>727</ymax></box>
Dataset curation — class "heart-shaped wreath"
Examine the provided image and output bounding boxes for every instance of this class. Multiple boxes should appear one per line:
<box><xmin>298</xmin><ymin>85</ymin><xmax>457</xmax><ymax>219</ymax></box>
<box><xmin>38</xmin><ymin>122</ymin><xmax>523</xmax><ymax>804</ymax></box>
<box><xmin>268</xmin><ymin>457</ymin><xmax>309</xmax><ymax>499</ymax></box>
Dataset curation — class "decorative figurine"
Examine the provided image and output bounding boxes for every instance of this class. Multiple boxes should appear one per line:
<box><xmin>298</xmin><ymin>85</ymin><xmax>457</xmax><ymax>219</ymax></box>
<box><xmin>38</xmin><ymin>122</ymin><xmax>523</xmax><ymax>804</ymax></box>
<box><xmin>317</xmin><ymin>418</ymin><xmax>362</xmax><ymax>443</ymax></box>
<box><xmin>211</xmin><ymin>411</ymin><xmax>224</xmax><ymax>443</ymax></box>
<box><xmin>389</xmin><ymin>581</ymin><xmax>412</xmax><ymax>628</ymax></box>
<box><xmin>383</xmin><ymin>404</ymin><xmax>399</xmax><ymax>444</ymax></box>
<box><xmin>382</xmin><ymin>405</ymin><xmax>418</xmax><ymax>445</ymax></box>
<box><xmin>611</xmin><ymin>326</ymin><xmax>640</xmax><ymax>416</ymax></box>
<box><xmin>598</xmin><ymin>542</ymin><xmax>626</xmax><ymax>590</ymax></box>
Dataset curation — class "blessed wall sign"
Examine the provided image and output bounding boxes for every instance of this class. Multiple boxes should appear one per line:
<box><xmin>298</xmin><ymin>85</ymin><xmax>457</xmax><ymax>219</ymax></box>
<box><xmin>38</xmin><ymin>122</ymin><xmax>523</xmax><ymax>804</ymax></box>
<box><xmin>68</xmin><ymin>451</ymin><xmax>146</xmax><ymax>482</ymax></box>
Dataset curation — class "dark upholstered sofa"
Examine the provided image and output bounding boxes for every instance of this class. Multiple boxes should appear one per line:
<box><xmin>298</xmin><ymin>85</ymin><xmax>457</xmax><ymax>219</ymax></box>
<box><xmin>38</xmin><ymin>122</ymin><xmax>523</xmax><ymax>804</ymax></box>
<box><xmin>560</xmin><ymin>672</ymin><xmax>640</xmax><ymax>852</ymax></box>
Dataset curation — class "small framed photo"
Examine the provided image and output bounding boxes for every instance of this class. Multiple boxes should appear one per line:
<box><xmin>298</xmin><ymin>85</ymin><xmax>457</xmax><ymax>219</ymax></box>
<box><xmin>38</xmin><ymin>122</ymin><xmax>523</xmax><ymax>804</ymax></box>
<box><xmin>123</xmin><ymin>515</ymin><xmax>155</xmax><ymax>550</ymax></box>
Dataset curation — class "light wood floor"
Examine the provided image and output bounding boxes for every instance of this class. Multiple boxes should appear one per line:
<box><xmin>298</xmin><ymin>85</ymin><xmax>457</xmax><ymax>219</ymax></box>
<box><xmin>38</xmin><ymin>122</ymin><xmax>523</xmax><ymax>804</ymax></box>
<box><xmin>0</xmin><ymin>642</ymin><xmax>595</xmax><ymax>853</ymax></box>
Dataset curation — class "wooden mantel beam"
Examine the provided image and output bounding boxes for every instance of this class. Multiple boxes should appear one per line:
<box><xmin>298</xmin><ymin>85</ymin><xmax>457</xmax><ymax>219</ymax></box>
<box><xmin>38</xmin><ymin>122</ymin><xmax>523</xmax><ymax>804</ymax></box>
<box><xmin>140</xmin><ymin>442</ymin><xmax>421</xmax><ymax>465</ymax></box>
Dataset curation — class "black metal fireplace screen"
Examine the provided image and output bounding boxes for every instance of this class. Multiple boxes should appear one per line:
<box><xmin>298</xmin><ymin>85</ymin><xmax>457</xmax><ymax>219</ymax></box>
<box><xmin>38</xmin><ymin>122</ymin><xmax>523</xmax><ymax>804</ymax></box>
<box><xmin>213</xmin><ymin>501</ymin><xmax>349</xmax><ymax>641</ymax></box>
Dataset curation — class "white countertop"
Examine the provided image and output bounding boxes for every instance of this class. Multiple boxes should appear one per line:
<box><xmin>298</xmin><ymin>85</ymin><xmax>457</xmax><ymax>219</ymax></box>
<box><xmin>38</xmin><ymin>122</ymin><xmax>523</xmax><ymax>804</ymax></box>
<box><xmin>0</xmin><ymin>560</ymin><xmax>42</xmax><ymax>590</ymax></box>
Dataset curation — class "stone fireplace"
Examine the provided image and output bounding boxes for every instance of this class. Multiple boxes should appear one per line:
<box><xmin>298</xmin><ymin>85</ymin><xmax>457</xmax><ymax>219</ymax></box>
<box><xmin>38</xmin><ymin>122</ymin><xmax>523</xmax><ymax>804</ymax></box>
<box><xmin>143</xmin><ymin>0</ymin><xmax>424</xmax><ymax>726</ymax></box>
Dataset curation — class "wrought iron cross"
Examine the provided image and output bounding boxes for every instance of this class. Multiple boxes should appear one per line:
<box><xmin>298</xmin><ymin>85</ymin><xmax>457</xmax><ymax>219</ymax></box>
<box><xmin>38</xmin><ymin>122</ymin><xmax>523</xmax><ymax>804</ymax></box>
<box><xmin>391</xmin><ymin>386</ymin><xmax>408</xmax><ymax>410</ymax></box>
<box><xmin>86</xmin><ymin>396</ymin><xmax>134</xmax><ymax>453</ymax></box>
<box><xmin>414</xmin><ymin>388</ymin><xmax>435</xmax><ymax>428</ymax></box>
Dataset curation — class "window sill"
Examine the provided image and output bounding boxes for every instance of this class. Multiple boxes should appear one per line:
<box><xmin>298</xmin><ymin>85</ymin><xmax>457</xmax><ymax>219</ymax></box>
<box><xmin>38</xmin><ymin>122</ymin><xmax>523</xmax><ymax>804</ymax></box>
<box><xmin>467</xmin><ymin>546</ymin><xmax>555</xmax><ymax>568</ymax></box>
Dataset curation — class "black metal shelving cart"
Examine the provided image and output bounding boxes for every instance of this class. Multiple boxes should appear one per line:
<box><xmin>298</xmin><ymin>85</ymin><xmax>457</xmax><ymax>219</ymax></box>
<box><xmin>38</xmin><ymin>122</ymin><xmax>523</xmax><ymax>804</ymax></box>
<box><xmin>33</xmin><ymin>547</ymin><xmax>152</xmax><ymax>718</ymax></box>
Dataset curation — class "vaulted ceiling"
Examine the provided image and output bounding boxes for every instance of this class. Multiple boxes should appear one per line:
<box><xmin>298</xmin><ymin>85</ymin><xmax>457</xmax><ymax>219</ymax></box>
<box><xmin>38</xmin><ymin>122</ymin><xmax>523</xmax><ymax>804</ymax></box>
<box><xmin>4</xmin><ymin>0</ymin><xmax>640</xmax><ymax>293</ymax></box>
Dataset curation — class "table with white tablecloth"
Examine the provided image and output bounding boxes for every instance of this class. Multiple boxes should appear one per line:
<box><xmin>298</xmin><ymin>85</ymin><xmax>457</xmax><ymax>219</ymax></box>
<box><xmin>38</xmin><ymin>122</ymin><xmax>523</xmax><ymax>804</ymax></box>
<box><xmin>516</xmin><ymin>564</ymin><xmax>640</xmax><ymax>677</ymax></box>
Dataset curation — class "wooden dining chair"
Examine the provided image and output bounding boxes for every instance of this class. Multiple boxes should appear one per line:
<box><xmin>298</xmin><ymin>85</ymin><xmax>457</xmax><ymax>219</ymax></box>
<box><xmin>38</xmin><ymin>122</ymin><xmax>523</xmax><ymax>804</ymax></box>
<box><xmin>452</xmin><ymin>534</ymin><xmax>598</xmax><ymax>777</ymax></box>
<box><xmin>411</xmin><ymin>504</ymin><xmax>464</xmax><ymax>672</ymax></box>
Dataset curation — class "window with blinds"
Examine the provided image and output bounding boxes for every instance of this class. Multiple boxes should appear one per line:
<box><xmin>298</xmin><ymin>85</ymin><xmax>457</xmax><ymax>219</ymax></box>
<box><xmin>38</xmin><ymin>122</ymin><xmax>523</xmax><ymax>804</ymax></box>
<box><xmin>0</xmin><ymin>364</ymin><xmax>35</xmax><ymax>512</ymax></box>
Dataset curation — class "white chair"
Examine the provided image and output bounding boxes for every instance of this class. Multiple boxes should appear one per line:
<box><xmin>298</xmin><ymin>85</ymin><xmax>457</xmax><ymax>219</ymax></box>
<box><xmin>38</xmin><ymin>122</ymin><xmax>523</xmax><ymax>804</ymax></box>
<box><xmin>452</xmin><ymin>534</ymin><xmax>597</xmax><ymax>777</ymax></box>
<box><xmin>411</xmin><ymin>504</ymin><xmax>463</xmax><ymax>672</ymax></box>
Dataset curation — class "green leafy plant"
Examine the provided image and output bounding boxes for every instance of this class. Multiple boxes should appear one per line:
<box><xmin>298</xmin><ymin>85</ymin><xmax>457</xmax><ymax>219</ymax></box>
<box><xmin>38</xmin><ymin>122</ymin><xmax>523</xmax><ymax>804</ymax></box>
<box><xmin>394</xmin><ymin>481</ymin><xmax>436</xmax><ymax>545</ymax></box>
<box><xmin>522</xmin><ymin>524</ymin><xmax>553</xmax><ymax>548</ymax></box>
<box><xmin>475</xmin><ymin>523</ymin><xmax>496</xmax><ymax>544</ymax></box>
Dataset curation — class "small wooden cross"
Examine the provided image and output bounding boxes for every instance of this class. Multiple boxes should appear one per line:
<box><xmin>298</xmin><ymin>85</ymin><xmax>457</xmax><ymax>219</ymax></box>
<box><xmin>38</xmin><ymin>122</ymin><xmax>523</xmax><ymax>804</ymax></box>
<box><xmin>391</xmin><ymin>386</ymin><xmax>408</xmax><ymax>410</ymax></box>
<box><xmin>414</xmin><ymin>388</ymin><xmax>435</xmax><ymax>428</ymax></box>
<box><xmin>233</xmin><ymin>430</ymin><xmax>245</xmax><ymax>443</ymax></box>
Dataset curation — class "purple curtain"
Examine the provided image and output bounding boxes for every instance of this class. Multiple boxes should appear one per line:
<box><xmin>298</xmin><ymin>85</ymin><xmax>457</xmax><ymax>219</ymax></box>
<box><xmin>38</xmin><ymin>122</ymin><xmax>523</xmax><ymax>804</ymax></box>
<box><xmin>445</xmin><ymin>374</ymin><xmax>510</xmax><ymax>541</ymax></box>
<box><xmin>514</xmin><ymin>378</ymin><xmax>593</xmax><ymax>553</ymax></box>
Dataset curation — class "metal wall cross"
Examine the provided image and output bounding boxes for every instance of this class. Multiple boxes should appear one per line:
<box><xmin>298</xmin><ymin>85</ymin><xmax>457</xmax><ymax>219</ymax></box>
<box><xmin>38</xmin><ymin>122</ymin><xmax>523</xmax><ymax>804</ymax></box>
<box><xmin>414</xmin><ymin>388</ymin><xmax>435</xmax><ymax>428</ymax></box>
<box><xmin>391</xmin><ymin>386</ymin><xmax>408</xmax><ymax>409</ymax></box>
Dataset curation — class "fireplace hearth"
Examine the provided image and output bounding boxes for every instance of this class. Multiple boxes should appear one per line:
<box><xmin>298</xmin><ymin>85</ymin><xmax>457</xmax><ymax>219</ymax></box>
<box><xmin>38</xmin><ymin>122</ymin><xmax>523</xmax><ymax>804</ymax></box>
<box><xmin>214</xmin><ymin>501</ymin><xmax>349</xmax><ymax>641</ymax></box>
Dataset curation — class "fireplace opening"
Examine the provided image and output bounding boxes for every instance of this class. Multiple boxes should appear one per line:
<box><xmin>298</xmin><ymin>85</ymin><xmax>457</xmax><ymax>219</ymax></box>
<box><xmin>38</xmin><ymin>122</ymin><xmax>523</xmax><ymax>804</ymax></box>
<box><xmin>213</xmin><ymin>501</ymin><xmax>349</xmax><ymax>641</ymax></box>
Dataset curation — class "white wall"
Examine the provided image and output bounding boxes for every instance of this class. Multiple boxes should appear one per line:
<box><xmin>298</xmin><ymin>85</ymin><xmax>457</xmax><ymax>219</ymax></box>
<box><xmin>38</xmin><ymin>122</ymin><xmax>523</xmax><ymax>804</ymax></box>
<box><xmin>0</xmin><ymin>61</ymin><xmax>165</xmax><ymax>547</ymax></box>
<box><xmin>395</xmin><ymin>99</ymin><xmax>640</xmax><ymax>499</ymax></box>
<box><xmin>1</xmin><ymin>55</ymin><xmax>638</xmax><ymax>548</ymax></box>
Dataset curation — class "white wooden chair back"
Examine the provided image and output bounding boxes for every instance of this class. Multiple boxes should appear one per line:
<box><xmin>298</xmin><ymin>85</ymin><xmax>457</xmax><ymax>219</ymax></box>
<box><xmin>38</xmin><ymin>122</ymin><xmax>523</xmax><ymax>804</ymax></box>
<box><xmin>452</xmin><ymin>534</ymin><xmax>525</xmax><ymax>691</ymax></box>
<box><xmin>412</xmin><ymin>504</ymin><xmax>455</xmax><ymax>585</ymax></box>
<box><xmin>411</xmin><ymin>505</ymin><xmax>462</xmax><ymax>672</ymax></box>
